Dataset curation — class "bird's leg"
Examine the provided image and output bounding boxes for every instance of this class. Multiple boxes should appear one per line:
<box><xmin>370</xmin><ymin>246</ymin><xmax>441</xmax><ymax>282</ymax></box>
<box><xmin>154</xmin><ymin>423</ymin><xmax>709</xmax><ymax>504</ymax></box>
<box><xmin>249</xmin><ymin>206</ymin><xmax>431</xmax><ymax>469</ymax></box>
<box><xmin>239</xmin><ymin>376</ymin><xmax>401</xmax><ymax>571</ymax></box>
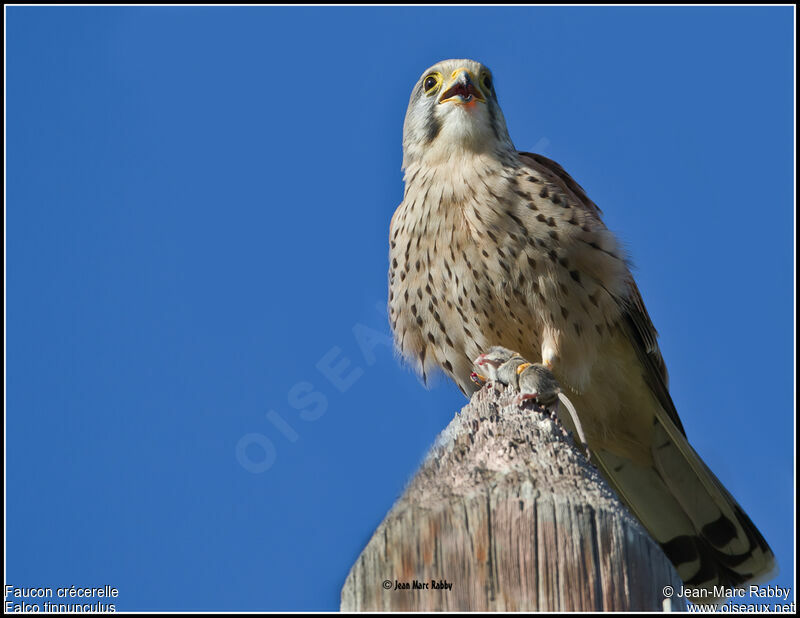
<box><xmin>541</xmin><ymin>340</ymin><xmax>558</xmax><ymax>371</ymax></box>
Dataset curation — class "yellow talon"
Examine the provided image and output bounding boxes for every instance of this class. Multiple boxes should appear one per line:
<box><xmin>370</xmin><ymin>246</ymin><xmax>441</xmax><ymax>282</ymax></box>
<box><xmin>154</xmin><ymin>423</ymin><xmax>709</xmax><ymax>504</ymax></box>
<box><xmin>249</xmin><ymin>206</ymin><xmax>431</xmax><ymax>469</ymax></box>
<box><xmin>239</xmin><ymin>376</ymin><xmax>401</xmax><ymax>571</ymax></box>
<box><xmin>516</xmin><ymin>362</ymin><xmax>532</xmax><ymax>375</ymax></box>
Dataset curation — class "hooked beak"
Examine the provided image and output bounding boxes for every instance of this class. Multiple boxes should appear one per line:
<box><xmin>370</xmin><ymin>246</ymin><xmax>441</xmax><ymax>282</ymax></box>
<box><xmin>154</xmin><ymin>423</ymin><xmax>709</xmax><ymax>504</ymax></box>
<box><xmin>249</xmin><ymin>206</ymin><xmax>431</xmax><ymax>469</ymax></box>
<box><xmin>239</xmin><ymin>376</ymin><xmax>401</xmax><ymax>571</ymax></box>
<box><xmin>439</xmin><ymin>69</ymin><xmax>486</xmax><ymax>105</ymax></box>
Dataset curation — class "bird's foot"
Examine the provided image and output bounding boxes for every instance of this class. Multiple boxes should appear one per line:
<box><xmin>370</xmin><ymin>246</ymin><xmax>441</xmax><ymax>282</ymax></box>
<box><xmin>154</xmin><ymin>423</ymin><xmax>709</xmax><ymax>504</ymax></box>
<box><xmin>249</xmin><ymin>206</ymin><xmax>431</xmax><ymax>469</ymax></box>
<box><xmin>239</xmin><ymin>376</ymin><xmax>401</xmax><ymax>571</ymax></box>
<box><xmin>472</xmin><ymin>349</ymin><xmax>592</xmax><ymax>462</ymax></box>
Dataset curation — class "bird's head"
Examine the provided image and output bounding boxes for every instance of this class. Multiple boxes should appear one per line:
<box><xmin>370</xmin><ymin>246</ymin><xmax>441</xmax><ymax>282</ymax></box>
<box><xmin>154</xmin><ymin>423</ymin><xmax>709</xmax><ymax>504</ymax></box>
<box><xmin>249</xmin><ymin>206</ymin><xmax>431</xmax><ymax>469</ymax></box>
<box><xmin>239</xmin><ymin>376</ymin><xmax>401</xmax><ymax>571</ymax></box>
<box><xmin>402</xmin><ymin>59</ymin><xmax>514</xmax><ymax>168</ymax></box>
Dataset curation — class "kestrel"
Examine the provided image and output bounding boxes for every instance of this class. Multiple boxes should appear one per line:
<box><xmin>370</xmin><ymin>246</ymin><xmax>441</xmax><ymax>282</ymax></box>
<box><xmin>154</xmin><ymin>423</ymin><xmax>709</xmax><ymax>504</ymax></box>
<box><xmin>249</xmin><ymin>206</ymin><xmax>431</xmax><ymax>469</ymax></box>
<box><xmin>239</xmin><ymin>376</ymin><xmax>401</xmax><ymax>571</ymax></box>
<box><xmin>387</xmin><ymin>59</ymin><xmax>775</xmax><ymax>592</ymax></box>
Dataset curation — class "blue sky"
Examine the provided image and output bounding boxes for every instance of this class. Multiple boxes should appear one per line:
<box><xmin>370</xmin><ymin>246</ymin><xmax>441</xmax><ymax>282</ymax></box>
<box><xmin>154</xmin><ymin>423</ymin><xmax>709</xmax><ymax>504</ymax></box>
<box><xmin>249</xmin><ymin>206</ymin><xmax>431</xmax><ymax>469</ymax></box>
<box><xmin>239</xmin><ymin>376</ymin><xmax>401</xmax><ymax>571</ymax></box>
<box><xmin>6</xmin><ymin>6</ymin><xmax>793</xmax><ymax>611</ymax></box>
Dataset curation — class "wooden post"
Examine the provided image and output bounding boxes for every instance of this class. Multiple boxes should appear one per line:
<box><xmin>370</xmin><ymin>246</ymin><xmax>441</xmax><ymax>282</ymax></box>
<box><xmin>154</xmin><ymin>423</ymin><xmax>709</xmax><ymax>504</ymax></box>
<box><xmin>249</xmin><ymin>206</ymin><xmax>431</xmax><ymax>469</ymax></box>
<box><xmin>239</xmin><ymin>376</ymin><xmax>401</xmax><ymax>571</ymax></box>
<box><xmin>341</xmin><ymin>385</ymin><xmax>687</xmax><ymax>611</ymax></box>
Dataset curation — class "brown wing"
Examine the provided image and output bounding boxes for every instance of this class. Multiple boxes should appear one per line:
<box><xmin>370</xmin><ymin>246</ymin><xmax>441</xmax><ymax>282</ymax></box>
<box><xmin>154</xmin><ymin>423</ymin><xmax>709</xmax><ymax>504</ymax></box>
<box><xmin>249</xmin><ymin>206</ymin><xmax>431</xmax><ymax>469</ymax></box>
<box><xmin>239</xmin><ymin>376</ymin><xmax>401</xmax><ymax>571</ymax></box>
<box><xmin>518</xmin><ymin>151</ymin><xmax>603</xmax><ymax>218</ymax></box>
<box><xmin>519</xmin><ymin>151</ymin><xmax>775</xmax><ymax>590</ymax></box>
<box><xmin>619</xmin><ymin>278</ymin><xmax>685</xmax><ymax>435</ymax></box>
<box><xmin>519</xmin><ymin>150</ymin><xmax>684</xmax><ymax>435</ymax></box>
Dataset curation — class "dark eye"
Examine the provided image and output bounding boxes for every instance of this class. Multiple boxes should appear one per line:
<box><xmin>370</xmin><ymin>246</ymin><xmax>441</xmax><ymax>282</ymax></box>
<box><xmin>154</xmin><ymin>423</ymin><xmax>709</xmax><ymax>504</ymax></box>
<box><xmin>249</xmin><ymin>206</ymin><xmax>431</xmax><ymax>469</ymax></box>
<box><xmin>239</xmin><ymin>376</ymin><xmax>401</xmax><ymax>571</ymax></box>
<box><xmin>482</xmin><ymin>74</ymin><xmax>493</xmax><ymax>92</ymax></box>
<box><xmin>423</xmin><ymin>74</ymin><xmax>440</xmax><ymax>94</ymax></box>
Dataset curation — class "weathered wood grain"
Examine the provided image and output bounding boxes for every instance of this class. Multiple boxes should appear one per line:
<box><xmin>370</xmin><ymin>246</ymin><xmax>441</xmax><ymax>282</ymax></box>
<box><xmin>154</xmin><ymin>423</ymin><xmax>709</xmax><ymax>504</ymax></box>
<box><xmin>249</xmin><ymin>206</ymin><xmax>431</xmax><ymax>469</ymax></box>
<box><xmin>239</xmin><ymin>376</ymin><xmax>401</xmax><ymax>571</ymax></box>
<box><xmin>341</xmin><ymin>385</ymin><xmax>686</xmax><ymax>611</ymax></box>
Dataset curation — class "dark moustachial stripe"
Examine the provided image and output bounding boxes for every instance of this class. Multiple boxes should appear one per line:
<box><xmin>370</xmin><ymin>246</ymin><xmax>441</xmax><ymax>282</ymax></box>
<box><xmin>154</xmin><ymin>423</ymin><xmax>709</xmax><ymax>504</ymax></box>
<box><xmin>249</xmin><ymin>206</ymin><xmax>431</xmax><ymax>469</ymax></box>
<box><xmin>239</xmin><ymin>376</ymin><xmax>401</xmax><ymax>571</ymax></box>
<box><xmin>424</xmin><ymin>105</ymin><xmax>441</xmax><ymax>144</ymax></box>
<box><xmin>486</xmin><ymin>100</ymin><xmax>501</xmax><ymax>141</ymax></box>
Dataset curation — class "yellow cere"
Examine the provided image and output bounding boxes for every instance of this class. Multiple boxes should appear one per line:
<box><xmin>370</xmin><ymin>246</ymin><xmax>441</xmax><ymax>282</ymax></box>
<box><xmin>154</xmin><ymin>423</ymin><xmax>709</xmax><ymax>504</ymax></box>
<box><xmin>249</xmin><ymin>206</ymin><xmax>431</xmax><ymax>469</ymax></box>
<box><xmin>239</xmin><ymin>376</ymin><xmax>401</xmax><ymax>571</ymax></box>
<box><xmin>450</xmin><ymin>68</ymin><xmax>473</xmax><ymax>81</ymax></box>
